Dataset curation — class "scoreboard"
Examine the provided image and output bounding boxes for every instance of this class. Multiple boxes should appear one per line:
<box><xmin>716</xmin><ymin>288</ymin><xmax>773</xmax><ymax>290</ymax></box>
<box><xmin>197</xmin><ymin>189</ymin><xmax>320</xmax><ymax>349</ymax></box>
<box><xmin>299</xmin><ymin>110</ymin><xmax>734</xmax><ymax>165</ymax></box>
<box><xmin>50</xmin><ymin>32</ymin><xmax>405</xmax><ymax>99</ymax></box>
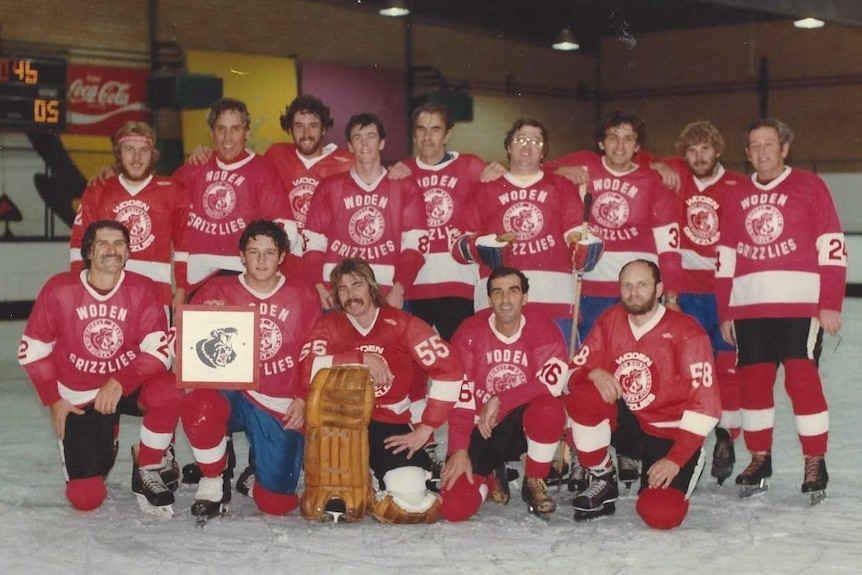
<box><xmin>0</xmin><ymin>55</ymin><xmax>67</xmax><ymax>130</ymax></box>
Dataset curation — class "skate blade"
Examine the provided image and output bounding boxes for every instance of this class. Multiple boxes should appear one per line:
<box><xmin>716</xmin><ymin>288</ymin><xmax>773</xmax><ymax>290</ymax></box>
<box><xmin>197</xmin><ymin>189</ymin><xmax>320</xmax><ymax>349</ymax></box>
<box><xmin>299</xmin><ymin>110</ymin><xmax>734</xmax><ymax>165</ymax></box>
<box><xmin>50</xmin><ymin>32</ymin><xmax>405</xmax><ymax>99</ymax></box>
<box><xmin>135</xmin><ymin>494</ymin><xmax>174</xmax><ymax>518</ymax></box>
<box><xmin>573</xmin><ymin>502</ymin><xmax>616</xmax><ymax>521</ymax></box>
<box><xmin>194</xmin><ymin>504</ymin><xmax>229</xmax><ymax>527</ymax></box>
<box><xmin>806</xmin><ymin>490</ymin><xmax>827</xmax><ymax>506</ymax></box>
<box><xmin>572</xmin><ymin>497</ymin><xmax>618</xmax><ymax>513</ymax></box>
<box><xmin>738</xmin><ymin>480</ymin><xmax>769</xmax><ymax>498</ymax></box>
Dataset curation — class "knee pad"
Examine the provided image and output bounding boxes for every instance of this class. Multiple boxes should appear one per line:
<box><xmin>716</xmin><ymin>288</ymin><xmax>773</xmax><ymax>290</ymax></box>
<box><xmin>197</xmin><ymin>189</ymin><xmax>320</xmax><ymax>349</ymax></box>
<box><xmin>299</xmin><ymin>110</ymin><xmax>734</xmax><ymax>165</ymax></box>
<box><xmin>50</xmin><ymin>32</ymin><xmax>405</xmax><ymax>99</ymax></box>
<box><xmin>636</xmin><ymin>487</ymin><xmax>689</xmax><ymax>530</ymax></box>
<box><xmin>66</xmin><ymin>477</ymin><xmax>107</xmax><ymax>511</ymax></box>
<box><xmin>370</xmin><ymin>467</ymin><xmax>441</xmax><ymax>524</ymax></box>
<box><xmin>441</xmin><ymin>473</ymin><xmax>487</xmax><ymax>522</ymax></box>
<box><xmin>253</xmin><ymin>483</ymin><xmax>298</xmax><ymax>516</ymax></box>
<box><xmin>181</xmin><ymin>390</ymin><xmax>230</xmax><ymax>446</ymax></box>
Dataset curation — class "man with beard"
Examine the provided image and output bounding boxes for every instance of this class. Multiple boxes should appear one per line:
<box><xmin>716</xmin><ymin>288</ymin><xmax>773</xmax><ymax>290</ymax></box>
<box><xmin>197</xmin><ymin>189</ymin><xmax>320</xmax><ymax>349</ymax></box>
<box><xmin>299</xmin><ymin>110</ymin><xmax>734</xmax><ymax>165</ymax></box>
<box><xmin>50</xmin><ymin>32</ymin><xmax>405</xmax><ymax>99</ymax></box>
<box><xmin>263</xmin><ymin>95</ymin><xmax>353</xmax><ymax>228</ymax></box>
<box><xmin>657</xmin><ymin>121</ymin><xmax>745</xmax><ymax>485</ymax></box>
<box><xmin>70</xmin><ymin>121</ymin><xmax>190</xmax><ymax>313</ymax></box>
<box><xmin>19</xmin><ymin>220</ymin><xmax>180</xmax><ymax>515</ymax></box>
<box><xmin>298</xmin><ymin>258</ymin><xmax>465</xmax><ymax>523</ymax></box>
<box><xmin>564</xmin><ymin>259</ymin><xmax>719</xmax><ymax>529</ymax></box>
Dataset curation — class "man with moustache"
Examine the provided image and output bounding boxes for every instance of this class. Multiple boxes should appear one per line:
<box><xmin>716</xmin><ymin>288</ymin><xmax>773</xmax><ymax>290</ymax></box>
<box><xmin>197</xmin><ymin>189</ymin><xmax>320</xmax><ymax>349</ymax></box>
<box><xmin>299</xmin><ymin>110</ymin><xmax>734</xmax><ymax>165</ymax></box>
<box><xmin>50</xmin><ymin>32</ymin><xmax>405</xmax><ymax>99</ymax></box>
<box><xmin>70</xmin><ymin>121</ymin><xmax>190</xmax><ymax>313</ymax></box>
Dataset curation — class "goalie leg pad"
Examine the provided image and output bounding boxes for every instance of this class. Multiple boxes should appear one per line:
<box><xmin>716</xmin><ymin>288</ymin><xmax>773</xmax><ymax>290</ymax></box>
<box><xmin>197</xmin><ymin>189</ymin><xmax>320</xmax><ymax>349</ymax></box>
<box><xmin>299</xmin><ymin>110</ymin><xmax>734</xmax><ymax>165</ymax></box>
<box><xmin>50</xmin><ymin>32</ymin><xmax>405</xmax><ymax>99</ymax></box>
<box><xmin>370</xmin><ymin>466</ymin><xmax>442</xmax><ymax>524</ymax></box>
<box><xmin>300</xmin><ymin>366</ymin><xmax>375</xmax><ymax>522</ymax></box>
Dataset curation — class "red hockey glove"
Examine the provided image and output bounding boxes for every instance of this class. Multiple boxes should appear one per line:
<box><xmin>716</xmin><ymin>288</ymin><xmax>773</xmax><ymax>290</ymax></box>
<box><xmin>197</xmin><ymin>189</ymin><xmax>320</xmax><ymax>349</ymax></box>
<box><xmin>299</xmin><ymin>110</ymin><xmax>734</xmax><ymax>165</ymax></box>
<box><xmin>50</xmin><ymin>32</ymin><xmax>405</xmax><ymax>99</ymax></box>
<box><xmin>453</xmin><ymin>233</ymin><xmax>515</xmax><ymax>269</ymax></box>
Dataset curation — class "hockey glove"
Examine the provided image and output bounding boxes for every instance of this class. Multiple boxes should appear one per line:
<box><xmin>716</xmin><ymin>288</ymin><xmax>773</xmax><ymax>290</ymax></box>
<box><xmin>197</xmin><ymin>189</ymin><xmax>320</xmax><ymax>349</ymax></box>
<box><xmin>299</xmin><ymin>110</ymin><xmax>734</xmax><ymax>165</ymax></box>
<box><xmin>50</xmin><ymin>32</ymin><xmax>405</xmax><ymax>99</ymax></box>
<box><xmin>453</xmin><ymin>233</ymin><xmax>515</xmax><ymax>269</ymax></box>
<box><xmin>569</xmin><ymin>235</ymin><xmax>604</xmax><ymax>273</ymax></box>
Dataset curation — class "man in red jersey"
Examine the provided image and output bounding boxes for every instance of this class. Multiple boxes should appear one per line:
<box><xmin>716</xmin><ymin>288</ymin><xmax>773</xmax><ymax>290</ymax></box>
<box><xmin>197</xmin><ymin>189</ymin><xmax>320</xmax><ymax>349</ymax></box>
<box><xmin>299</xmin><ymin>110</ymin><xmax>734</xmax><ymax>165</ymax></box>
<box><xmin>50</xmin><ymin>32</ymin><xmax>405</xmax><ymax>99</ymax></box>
<box><xmin>264</xmin><ymin>95</ymin><xmax>353</xmax><ymax>228</ymax></box>
<box><xmin>659</xmin><ymin>120</ymin><xmax>744</xmax><ymax>485</ymax></box>
<box><xmin>440</xmin><ymin>267</ymin><xmax>568</xmax><ymax>521</ymax></box>
<box><xmin>303</xmin><ymin>114</ymin><xmax>428</xmax><ymax>310</ymax></box>
<box><xmin>173</xmin><ymin>97</ymin><xmax>300</xmax><ymax>293</ymax></box>
<box><xmin>70</xmin><ymin>121</ymin><xmax>189</xmax><ymax>312</ymax></box>
<box><xmin>298</xmin><ymin>258</ymin><xmax>465</xmax><ymax>523</ymax></box>
<box><xmin>180</xmin><ymin>220</ymin><xmax>321</xmax><ymax>522</ymax></box>
<box><xmin>565</xmin><ymin>259</ymin><xmax>719</xmax><ymax>528</ymax></box>
<box><xmin>19</xmin><ymin>220</ymin><xmax>180</xmax><ymax>515</ymax></box>
<box><xmin>716</xmin><ymin>118</ymin><xmax>847</xmax><ymax>502</ymax></box>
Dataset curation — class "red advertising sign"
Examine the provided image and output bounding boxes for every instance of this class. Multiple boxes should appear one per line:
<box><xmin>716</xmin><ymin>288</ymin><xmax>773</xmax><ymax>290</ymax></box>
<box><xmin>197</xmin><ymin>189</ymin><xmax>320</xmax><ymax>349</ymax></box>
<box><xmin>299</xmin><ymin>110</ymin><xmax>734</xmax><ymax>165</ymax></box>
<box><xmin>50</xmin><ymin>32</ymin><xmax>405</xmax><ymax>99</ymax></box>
<box><xmin>67</xmin><ymin>65</ymin><xmax>151</xmax><ymax>135</ymax></box>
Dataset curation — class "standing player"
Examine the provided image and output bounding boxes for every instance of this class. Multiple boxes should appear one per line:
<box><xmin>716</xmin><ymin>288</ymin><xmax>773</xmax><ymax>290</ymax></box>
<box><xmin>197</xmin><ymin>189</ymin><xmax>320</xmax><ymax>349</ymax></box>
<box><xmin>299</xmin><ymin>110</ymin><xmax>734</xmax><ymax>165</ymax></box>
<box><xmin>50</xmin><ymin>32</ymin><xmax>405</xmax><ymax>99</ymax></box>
<box><xmin>716</xmin><ymin>118</ymin><xmax>846</xmax><ymax>503</ymax></box>
<box><xmin>440</xmin><ymin>267</ymin><xmax>568</xmax><ymax>521</ymax></box>
<box><xmin>400</xmin><ymin>104</ymin><xmax>486</xmax><ymax>340</ymax></box>
<box><xmin>70</xmin><ymin>121</ymin><xmax>189</xmax><ymax>312</ymax></box>
<box><xmin>180</xmin><ymin>220</ymin><xmax>321</xmax><ymax>522</ymax></box>
<box><xmin>264</xmin><ymin>95</ymin><xmax>353</xmax><ymax>228</ymax></box>
<box><xmin>18</xmin><ymin>220</ymin><xmax>180</xmax><ymax>515</ymax></box>
<box><xmin>457</xmin><ymin>119</ymin><xmax>582</xmax><ymax>344</ymax></box>
<box><xmin>566</xmin><ymin>259</ymin><xmax>719</xmax><ymax>528</ymax></box>
<box><xmin>547</xmin><ymin>111</ymin><xmax>683</xmax><ymax>340</ymax></box>
<box><xmin>303</xmin><ymin>114</ymin><xmax>428</xmax><ymax>310</ymax></box>
<box><xmin>298</xmin><ymin>258</ymin><xmax>465</xmax><ymax>523</ymax></box>
<box><xmin>173</xmin><ymin>97</ymin><xmax>300</xmax><ymax>294</ymax></box>
<box><xmin>662</xmin><ymin>120</ymin><xmax>744</xmax><ymax>485</ymax></box>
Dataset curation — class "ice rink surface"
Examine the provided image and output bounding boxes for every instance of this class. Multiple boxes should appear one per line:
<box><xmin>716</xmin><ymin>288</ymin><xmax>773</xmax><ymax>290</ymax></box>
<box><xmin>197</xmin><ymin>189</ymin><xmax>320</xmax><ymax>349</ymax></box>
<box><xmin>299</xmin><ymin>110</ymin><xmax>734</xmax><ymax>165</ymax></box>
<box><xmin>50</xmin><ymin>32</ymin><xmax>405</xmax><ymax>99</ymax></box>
<box><xmin>1</xmin><ymin>301</ymin><xmax>860</xmax><ymax>575</ymax></box>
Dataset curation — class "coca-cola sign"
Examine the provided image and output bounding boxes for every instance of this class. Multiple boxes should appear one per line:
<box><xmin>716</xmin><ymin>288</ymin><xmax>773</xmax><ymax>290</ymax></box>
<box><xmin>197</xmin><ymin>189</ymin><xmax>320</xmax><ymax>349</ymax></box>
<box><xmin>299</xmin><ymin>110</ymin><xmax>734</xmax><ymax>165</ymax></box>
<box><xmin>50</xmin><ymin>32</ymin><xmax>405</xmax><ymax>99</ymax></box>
<box><xmin>67</xmin><ymin>65</ymin><xmax>151</xmax><ymax>136</ymax></box>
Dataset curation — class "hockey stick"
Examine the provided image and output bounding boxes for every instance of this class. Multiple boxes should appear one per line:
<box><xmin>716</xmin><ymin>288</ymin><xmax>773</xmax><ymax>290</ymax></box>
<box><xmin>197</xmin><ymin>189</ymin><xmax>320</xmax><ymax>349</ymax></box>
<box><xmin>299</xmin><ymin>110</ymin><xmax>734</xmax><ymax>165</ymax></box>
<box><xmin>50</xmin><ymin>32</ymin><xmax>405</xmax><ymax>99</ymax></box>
<box><xmin>569</xmin><ymin>184</ymin><xmax>593</xmax><ymax>358</ymax></box>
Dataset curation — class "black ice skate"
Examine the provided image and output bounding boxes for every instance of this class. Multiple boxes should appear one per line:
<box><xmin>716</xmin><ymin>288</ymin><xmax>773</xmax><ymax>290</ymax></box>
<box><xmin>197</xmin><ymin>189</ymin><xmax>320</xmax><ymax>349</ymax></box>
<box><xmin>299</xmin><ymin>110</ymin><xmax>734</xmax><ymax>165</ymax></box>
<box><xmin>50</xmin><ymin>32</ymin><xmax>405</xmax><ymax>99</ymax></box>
<box><xmin>545</xmin><ymin>439</ymin><xmax>571</xmax><ymax>491</ymax></box>
<box><xmin>522</xmin><ymin>477</ymin><xmax>555</xmax><ymax>521</ymax></box>
<box><xmin>801</xmin><ymin>455</ymin><xmax>828</xmax><ymax>506</ymax></box>
<box><xmin>711</xmin><ymin>428</ymin><xmax>735</xmax><ymax>486</ymax></box>
<box><xmin>617</xmin><ymin>455</ymin><xmax>640</xmax><ymax>494</ymax></box>
<box><xmin>192</xmin><ymin>472</ymin><xmax>232</xmax><ymax>526</ymax></box>
<box><xmin>573</xmin><ymin>466</ymin><xmax>619</xmax><ymax>521</ymax></box>
<box><xmin>735</xmin><ymin>451</ymin><xmax>772</xmax><ymax>498</ymax></box>
<box><xmin>423</xmin><ymin>442</ymin><xmax>444</xmax><ymax>492</ymax></box>
<box><xmin>236</xmin><ymin>464</ymin><xmax>255</xmax><ymax>497</ymax></box>
<box><xmin>160</xmin><ymin>444</ymin><xmax>180</xmax><ymax>493</ymax></box>
<box><xmin>131</xmin><ymin>447</ymin><xmax>175</xmax><ymax>518</ymax></box>
<box><xmin>324</xmin><ymin>498</ymin><xmax>348</xmax><ymax>523</ymax></box>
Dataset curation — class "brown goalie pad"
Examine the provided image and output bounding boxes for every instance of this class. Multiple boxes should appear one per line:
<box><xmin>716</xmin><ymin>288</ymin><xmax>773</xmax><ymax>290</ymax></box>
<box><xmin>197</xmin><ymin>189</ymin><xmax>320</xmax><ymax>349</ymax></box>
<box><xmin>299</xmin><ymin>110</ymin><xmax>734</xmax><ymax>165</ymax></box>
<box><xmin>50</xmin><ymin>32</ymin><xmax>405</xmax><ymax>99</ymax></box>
<box><xmin>300</xmin><ymin>365</ymin><xmax>375</xmax><ymax>522</ymax></box>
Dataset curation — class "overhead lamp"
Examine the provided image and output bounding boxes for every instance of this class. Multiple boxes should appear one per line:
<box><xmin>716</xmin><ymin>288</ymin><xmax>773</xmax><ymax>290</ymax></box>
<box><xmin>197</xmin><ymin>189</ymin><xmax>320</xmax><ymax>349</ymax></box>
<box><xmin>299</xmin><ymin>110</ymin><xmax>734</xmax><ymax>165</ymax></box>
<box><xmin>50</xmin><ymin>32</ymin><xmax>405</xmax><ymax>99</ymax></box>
<box><xmin>793</xmin><ymin>17</ymin><xmax>825</xmax><ymax>29</ymax></box>
<box><xmin>379</xmin><ymin>0</ymin><xmax>410</xmax><ymax>17</ymax></box>
<box><xmin>552</xmin><ymin>28</ymin><xmax>580</xmax><ymax>51</ymax></box>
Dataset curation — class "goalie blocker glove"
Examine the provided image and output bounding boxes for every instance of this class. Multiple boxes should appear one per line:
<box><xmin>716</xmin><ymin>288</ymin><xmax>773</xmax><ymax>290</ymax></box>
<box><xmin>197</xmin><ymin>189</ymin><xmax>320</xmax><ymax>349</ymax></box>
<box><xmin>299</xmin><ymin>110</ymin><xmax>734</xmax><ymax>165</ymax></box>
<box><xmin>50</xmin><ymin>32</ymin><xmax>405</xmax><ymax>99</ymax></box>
<box><xmin>567</xmin><ymin>235</ymin><xmax>604</xmax><ymax>273</ymax></box>
<box><xmin>453</xmin><ymin>232</ymin><xmax>515</xmax><ymax>269</ymax></box>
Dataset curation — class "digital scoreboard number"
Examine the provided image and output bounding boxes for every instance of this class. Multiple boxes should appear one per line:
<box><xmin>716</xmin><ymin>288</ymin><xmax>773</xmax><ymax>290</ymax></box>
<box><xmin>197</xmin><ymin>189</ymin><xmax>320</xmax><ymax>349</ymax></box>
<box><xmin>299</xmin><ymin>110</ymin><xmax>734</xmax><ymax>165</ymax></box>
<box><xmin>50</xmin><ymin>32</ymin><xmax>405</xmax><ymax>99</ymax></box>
<box><xmin>0</xmin><ymin>55</ymin><xmax>67</xmax><ymax>130</ymax></box>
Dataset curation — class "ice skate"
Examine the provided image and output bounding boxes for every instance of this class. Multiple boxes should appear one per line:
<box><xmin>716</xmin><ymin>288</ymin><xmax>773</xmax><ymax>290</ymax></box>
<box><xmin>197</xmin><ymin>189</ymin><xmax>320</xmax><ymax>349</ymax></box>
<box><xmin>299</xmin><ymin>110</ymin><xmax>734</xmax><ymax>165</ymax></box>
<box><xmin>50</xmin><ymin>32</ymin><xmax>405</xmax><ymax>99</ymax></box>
<box><xmin>711</xmin><ymin>428</ymin><xmax>735</xmax><ymax>486</ymax></box>
<box><xmin>488</xmin><ymin>463</ymin><xmax>511</xmax><ymax>505</ymax></box>
<box><xmin>801</xmin><ymin>455</ymin><xmax>828</xmax><ymax>506</ymax></box>
<box><xmin>236</xmin><ymin>464</ymin><xmax>255</xmax><ymax>497</ymax></box>
<box><xmin>617</xmin><ymin>455</ymin><xmax>640</xmax><ymax>494</ymax></box>
<box><xmin>323</xmin><ymin>498</ymin><xmax>347</xmax><ymax>524</ymax></box>
<box><xmin>545</xmin><ymin>439</ymin><xmax>571</xmax><ymax>491</ymax></box>
<box><xmin>567</xmin><ymin>459</ymin><xmax>589</xmax><ymax>495</ymax></box>
<box><xmin>182</xmin><ymin>435</ymin><xmax>236</xmax><ymax>485</ymax></box>
<box><xmin>522</xmin><ymin>476</ymin><xmax>555</xmax><ymax>521</ymax></box>
<box><xmin>192</xmin><ymin>472</ymin><xmax>231</xmax><ymax>526</ymax></box>
<box><xmin>573</xmin><ymin>466</ymin><xmax>618</xmax><ymax>521</ymax></box>
<box><xmin>423</xmin><ymin>442</ymin><xmax>444</xmax><ymax>492</ymax></box>
<box><xmin>160</xmin><ymin>444</ymin><xmax>180</xmax><ymax>493</ymax></box>
<box><xmin>131</xmin><ymin>447</ymin><xmax>175</xmax><ymax>518</ymax></box>
<box><xmin>735</xmin><ymin>451</ymin><xmax>771</xmax><ymax>498</ymax></box>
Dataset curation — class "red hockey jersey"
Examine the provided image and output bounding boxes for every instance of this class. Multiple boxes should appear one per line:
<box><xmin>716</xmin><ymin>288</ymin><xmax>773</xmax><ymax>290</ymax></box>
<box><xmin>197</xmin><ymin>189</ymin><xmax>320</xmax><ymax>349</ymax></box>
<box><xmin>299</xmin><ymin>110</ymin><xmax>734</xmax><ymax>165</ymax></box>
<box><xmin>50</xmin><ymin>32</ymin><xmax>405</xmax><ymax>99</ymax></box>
<box><xmin>467</xmin><ymin>171</ymin><xmax>582</xmax><ymax>317</ymax></box>
<box><xmin>191</xmin><ymin>274</ymin><xmax>321</xmax><ymax>418</ymax></box>
<box><xmin>547</xmin><ymin>151</ymin><xmax>682</xmax><ymax>296</ymax></box>
<box><xmin>303</xmin><ymin>169</ymin><xmax>428</xmax><ymax>294</ymax></box>
<box><xmin>264</xmin><ymin>142</ymin><xmax>353</xmax><ymax>227</ymax></box>
<box><xmin>70</xmin><ymin>174</ymin><xmax>190</xmax><ymax>307</ymax></box>
<box><xmin>447</xmin><ymin>308</ymin><xmax>568</xmax><ymax>452</ymax></box>
<box><xmin>404</xmin><ymin>152</ymin><xmax>485</xmax><ymax>300</ymax></box>
<box><xmin>568</xmin><ymin>304</ymin><xmax>720</xmax><ymax>466</ymax></box>
<box><xmin>298</xmin><ymin>306</ymin><xmax>464</xmax><ymax>428</ymax></box>
<box><xmin>18</xmin><ymin>271</ymin><xmax>172</xmax><ymax>407</ymax></box>
<box><xmin>715</xmin><ymin>167</ymin><xmax>847</xmax><ymax>320</ymax></box>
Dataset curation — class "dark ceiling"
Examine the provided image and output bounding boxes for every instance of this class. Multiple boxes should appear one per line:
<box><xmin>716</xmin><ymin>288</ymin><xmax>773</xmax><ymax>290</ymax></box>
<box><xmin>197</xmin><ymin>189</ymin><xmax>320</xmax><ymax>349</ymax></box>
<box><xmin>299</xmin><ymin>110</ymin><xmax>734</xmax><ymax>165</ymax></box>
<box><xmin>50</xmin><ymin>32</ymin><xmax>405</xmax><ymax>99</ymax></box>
<box><xmin>358</xmin><ymin>0</ymin><xmax>862</xmax><ymax>55</ymax></box>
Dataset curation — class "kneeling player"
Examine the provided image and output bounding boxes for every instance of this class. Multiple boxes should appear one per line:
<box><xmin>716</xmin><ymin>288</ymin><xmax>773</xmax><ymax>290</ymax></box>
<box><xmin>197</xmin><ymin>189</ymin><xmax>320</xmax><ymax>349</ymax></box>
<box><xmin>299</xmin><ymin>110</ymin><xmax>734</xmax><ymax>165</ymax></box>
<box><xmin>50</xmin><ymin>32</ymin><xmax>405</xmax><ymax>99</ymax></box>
<box><xmin>18</xmin><ymin>220</ymin><xmax>180</xmax><ymax>514</ymax></box>
<box><xmin>180</xmin><ymin>220</ymin><xmax>321</xmax><ymax>521</ymax></box>
<box><xmin>565</xmin><ymin>260</ymin><xmax>719</xmax><ymax>528</ymax></box>
<box><xmin>298</xmin><ymin>258</ymin><xmax>465</xmax><ymax>524</ymax></box>
<box><xmin>440</xmin><ymin>267</ymin><xmax>568</xmax><ymax>521</ymax></box>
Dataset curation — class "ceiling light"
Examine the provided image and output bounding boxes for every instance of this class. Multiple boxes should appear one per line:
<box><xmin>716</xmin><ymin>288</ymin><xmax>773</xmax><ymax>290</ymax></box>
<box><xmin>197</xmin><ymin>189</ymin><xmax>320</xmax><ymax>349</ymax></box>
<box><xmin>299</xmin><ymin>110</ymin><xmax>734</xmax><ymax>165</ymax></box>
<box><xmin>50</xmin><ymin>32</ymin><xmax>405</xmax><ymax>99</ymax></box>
<box><xmin>552</xmin><ymin>28</ymin><xmax>580</xmax><ymax>51</ymax></box>
<box><xmin>793</xmin><ymin>17</ymin><xmax>825</xmax><ymax>29</ymax></box>
<box><xmin>379</xmin><ymin>0</ymin><xmax>410</xmax><ymax>17</ymax></box>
